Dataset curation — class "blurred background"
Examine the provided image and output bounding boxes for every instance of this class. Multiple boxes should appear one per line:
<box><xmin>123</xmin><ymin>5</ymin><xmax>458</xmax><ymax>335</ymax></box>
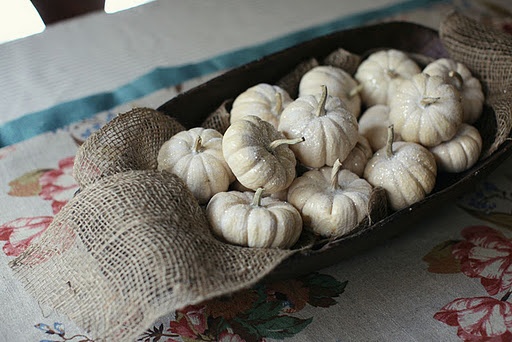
<box><xmin>0</xmin><ymin>0</ymin><xmax>156</xmax><ymax>44</ymax></box>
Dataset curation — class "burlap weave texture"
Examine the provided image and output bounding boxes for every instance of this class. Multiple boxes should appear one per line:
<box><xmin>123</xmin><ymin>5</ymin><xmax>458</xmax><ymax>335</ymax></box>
<box><xmin>11</xmin><ymin>170</ymin><xmax>293</xmax><ymax>341</ymax></box>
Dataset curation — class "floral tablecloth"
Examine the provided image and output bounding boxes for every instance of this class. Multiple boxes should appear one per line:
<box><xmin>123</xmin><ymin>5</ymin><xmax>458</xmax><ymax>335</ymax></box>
<box><xmin>1</xmin><ymin>0</ymin><xmax>512</xmax><ymax>341</ymax></box>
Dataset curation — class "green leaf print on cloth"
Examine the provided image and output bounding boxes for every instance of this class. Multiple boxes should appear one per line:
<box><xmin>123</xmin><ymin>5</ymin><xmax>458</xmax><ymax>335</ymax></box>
<box><xmin>139</xmin><ymin>272</ymin><xmax>347</xmax><ymax>342</ymax></box>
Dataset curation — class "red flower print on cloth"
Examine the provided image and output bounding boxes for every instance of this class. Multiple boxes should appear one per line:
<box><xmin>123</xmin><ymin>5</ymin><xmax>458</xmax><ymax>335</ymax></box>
<box><xmin>39</xmin><ymin>156</ymin><xmax>79</xmax><ymax>214</ymax></box>
<box><xmin>0</xmin><ymin>216</ymin><xmax>53</xmax><ymax>256</ymax></box>
<box><xmin>169</xmin><ymin>305</ymin><xmax>207</xmax><ymax>339</ymax></box>
<box><xmin>452</xmin><ymin>226</ymin><xmax>512</xmax><ymax>296</ymax></box>
<box><xmin>435</xmin><ymin>296</ymin><xmax>512</xmax><ymax>341</ymax></box>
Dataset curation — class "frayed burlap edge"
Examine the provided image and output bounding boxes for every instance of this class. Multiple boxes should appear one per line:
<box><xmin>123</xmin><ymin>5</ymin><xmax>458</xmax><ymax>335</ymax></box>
<box><xmin>10</xmin><ymin>170</ymin><xmax>295</xmax><ymax>341</ymax></box>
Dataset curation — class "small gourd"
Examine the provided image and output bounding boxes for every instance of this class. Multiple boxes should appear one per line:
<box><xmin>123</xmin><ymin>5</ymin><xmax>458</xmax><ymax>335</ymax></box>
<box><xmin>358</xmin><ymin>104</ymin><xmax>401</xmax><ymax>152</ymax></box>
<box><xmin>340</xmin><ymin>135</ymin><xmax>373</xmax><ymax>177</ymax></box>
<box><xmin>389</xmin><ymin>73</ymin><xmax>463</xmax><ymax>147</ymax></box>
<box><xmin>363</xmin><ymin>125</ymin><xmax>437</xmax><ymax>211</ymax></box>
<box><xmin>287</xmin><ymin>159</ymin><xmax>373</xmax><ymax>237</ymax></box>
<box><xmin>230</xmin><ymin>83</ymin><xmax>293</xmax><ymax>129</ymax></box>
<box><xmin>157</xmin><ymin>127</ymin><xmax>235</xmax><ymax>204</ymax></box>
<box><xmin>423</xmin><ymin>58</ymin><xmax>484</xmax><ymax>124</ymax></box>
<box><xmin>355</xmin><ymin>49</ymin><xmax>421</xmax><ymax>106</ymax></box>
<box><xmin>223</xmin><ymin>115</ymin><xmax>303</xmax><ymax>193</ymax></box>
<box><xmin>278</xmin><ymin>85</ymin><xmax>359</xmax><ymax>168</ymax></box>
<box><xmin>429</xmin><ymin>123</ymin><xmax>482</xmax><ymax>173</ymax></box>
<box><xmin>298</xmin><ymin>65</ymin><xmax>362</xmax><ymax>118</ymax></box>
<box><xmin>207</xmin><ymin>188</ymin><xmax>303</xmax><ymax>248</ymax></box>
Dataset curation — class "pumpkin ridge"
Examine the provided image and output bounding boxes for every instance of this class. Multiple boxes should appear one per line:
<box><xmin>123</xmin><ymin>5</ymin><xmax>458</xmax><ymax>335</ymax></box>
<box><xmin>172</xmin><ymin>154</ymin><xmax>194</xmax><ymax>177</ymax></box>
<box><xmin>452</xmin><ymin>142</ymin><xmax>469</xmax><ymax>167</ymax></box>
<box><xmin>186</xmin><ymin>157</ymin><xmax>209</xmax><ymax>196</ymax></box>
<box><xmin>400</xmin><ymin>162</ymin><xmax>430</xmax><ymax>198</ymax></box>
<box><xmin>198</xmin><ymin>153</ymin><xmax>225</xmax><ymax>182</ymax></box>
<box><xmin>412</xmin><ymin>152</ymin><xmax>437</xmax><ymax>176</ymax></box>
<box><xmin>428</xmin><ymin>105</ymin><xmax>459</xmax><ymax>142</ymax></box>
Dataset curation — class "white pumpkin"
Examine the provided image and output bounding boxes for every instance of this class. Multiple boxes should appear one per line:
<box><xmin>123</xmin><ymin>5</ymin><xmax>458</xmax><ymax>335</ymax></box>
<box><xmin>429</xmin><ymin>123</ymin><xmax>482</xmax><ymax>173</ymax></box>
<box><xmin>298</xmin><ymin>65</ymin><xmax>362</xmax><ymax>118</ymax></box>
<box><xmin>423</xmin><ymin>58</ymin><xmax>484</xmax><ymax>124</ymax></box>
<box><xmin>157</xmin><ymin>127</ymin><xmax>235</xmax><ymax>204</ymax></box>
<box><xmin>207</xmin><ymin>188</ymin><xmax>303</xmax><ymax>248</ymax></box>
<box><xmin>340</xmin><ymin>135</ymin><xmax>373</xmax><ymax>177</ymax></box>
<box><xmin>230</xmin><ymin>83</ymin><xmax>293</xmax><ymax>129</ymax></box>
<box><xmin>355</xmin><ymin>49</ymin><xmax>421</xmax><ymax>106</ymax></box>
<box><xmin>363</xmin><ymin>125</ymin><xmax>437</xmax><ymax>211</ymax></box>
<box><xmin>389</xmin><ymin>73</ymin><xmax>463</xmax><ymax>147</ymax></box>
<box><xmin>358</xmin><ymin>104</ymin><xmax>401</xmax><ymax>152</ymax></box>
<box><xmin>287</xmin><ymin>159</ymin><xmax>373</xmax><ymax>237</ymax></box>
<box><xmin>278</xmin><ymin>85</ymin><xmax>359</xmax><ymax>168</ymax></box>
<box><xmin>223</xmin><ymin>115</ymin><xmax>303</xmax><ymax>193</ymax></box>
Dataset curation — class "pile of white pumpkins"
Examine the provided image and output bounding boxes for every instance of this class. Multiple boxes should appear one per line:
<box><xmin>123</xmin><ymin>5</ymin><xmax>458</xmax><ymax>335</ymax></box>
<box><xmin>157</xmin><ymin>49</ymin><xmax>484</xmax><ymax>250</ymax></box>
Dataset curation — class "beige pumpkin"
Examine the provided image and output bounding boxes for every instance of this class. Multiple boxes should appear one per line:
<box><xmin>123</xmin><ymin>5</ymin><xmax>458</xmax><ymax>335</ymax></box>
<box><xmin>389</xmin><ymin>73</ymin><xmax>463</xmax><ymax>147</ymax></box>
<box><xmin>340</xmin><ymin>135</ymin><xmax>373</xmax><ymax>177</ymax></box>
<box><xmin>363</xmin><ymin>125</ymin><xmax>437</xmax><ymax>211</ymax></box>
<box><xmin>287</xmin><ymin>159</ymin><xmax>373</xmax><ymax>237</ymax></box>
<box><xmin>358</xmin><ymin>104</ymin><xmax>401</xmax><ymax>152</ymax></box>
<box><xmin>298</xmin><ymin>65</ymin><xmax>362</xmax><ymax>118</ymax></box>
<box><xmin>423</xmin><ymin>58</ymin><xmax>484</xmax><ymax>124</ymax></box>
<box><xmin>429</xmin><ymin>123</ymin><xmax>482</xmax><ymax>173</ymax></box>
<box><xmin>230</xmin><ymin>83</ymin><xmax>293</xmax><ymax>129</ymax></box>
<box><xmin>355</xmin><ymin>49</ymin><xmax>421</xmax><ymax>106</ymax></box>
<box><xmin>207</xmin><ymin>188</ymin><xmax>303</xmax><ymax>248</ymax></box>
<box><xmin>157</xmin><ymin>127</ymin><xmax>235</xmax><ymax>204</ymax></box>
<box><xmin>278</xmin><ymin>85</ymin><xmax>359</xmax><ymax>168</ymax></box>
<box><xmin>223</xmin><ymin>115</ymin><xmax>303</xmax><ymax>193</ymax></box>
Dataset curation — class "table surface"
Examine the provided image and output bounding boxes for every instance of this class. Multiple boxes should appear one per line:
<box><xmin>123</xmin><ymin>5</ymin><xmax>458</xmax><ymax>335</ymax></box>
<box><xmin>1</xmin><ymin>0</ymin><xmax>512</xmax><ymax>341</ymax></box>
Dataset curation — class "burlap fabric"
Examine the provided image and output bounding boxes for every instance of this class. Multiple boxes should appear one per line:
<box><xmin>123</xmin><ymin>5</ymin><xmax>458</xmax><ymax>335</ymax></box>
<box><xmin>440</xmin><ymin>12</ymin><xmax>512</xmax><ymax>158</ymax></box>
<box><xmin>11</xmin><ymin>169</ymin><xmax>294</xmax><ymax>341</ymax></box>
<box><xmin>9</xmin><ymin>12</ymin><xmax>512</xmax><ymax>342</ymax></box>
<box><xmin>73</xmin><ymin>107</ymin><xmax>185</xmax><ymax>189</ymax></box>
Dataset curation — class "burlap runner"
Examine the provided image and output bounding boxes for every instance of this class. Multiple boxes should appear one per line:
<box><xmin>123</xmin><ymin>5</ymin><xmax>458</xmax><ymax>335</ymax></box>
<box><xmin>440</xmin><ymin>12</ymin><xmax>512</xmax><ymax>158</ymax></box>
<box><xmin>9</xmin><ymin>12</ymin><xmax>512</xmax><ymax>342</ymax></box>
<box><xmin>73</xmin><ymin>107</ymin><xmax>185</xmax><ymax>189</ymax></box>
<box><xmin>11</xmin><ymin>170</ymin><xmax>294</xmax><ymax>341</ymax></box>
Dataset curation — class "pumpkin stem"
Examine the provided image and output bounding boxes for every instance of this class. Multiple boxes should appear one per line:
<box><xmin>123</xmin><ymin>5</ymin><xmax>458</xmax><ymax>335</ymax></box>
<box><xmin>349</xmin><ymin>83</ymin><xmax>364</xmax><ymax>97</ymax></box>
<box><xmin>315</xmin><ymin>85</ymin><xmax>328</xmax><ymax>117</ymax></box>
<box><xmin>386</xmin><ymin>69</ymin><xmax>398</xmax><ymax>78</ymax></box>
<box><xmin>251</xmin><ymin>188</ymin><xmax>264</xmax><ymax>207</ymax></box>
<box><xmin>448</xmin><ymin>70</ymin><xmax>464</xmax><ymax>90</ymax></box>
<box><xmin>385</xmin><ymin>125</ymin><xmax>394</xmax><ymax>158</ymax></box>
<box><xmin>420</xmin><ymin>96</ymin><xmax>440</xmax><ymax>107</ymax></box>
<box><xmin>273</xmin><ymin>92</ymin><xmax>283</xmax><ymax>114</ymax></box>
<box><xmin>268</xmin><ymin>137</ymin><xmax>305</xmax><ymax>151</ymax></box>
<box><xmin>193</xmin><ymin>136</ymin><xmax>203</xmax><ymax>153</ymax></box>
<box><xmin>330</xmin><ymin>159</ymin><xmax>343</xmax><ymax>190</ymax></box>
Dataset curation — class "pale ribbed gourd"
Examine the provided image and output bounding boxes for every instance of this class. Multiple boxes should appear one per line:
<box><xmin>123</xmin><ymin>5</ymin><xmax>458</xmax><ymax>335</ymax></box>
<box><xmin>355</xmin><ymin>49</ymin><xmax>421</xmax><ymax>106</ymax></box>
<box><xmin>340</xmin><ymin>135</ymin><xmax>373</xmax><ymax>177</ymax></box>
<box><xmin>157</xmin><ymin>127</ymin><xmax>235</xmax><ymax>204</ymax></box>
<box><xmin>358</xmin><ymin>104</ymin><xmax>401</xmax><ymax>152</ymax></box>
<box><xmin>222</xmin><ymin>115</ymin><xmax>303</xmax><ymax>194</ymax></box>
<box><xmin>207</xmin><ymin>188</ymin><xmax>303</xmax><ymax>248</ymax></box>
<box><xmin>230</xmin><ymin>83</ymin><xmax>293</xmax><ymax>129</ymax></box>
<box><xmin>429</xmin><ymin>123</ymin><xmax>482</xmax><ymax>173</ymax></box>
<box><xmin>363</xmin><ymin>125</ymin><xmax>437</xmax><ymax>211</ymax></box>
<box><xmin>278</xmin><ymin>85</ymin><xmax>359</xmax><ymax>168</ymax></box>
<box><xmin>389</xmin><ymin>73</ymin><xmax>463</xmax><ymax>147</ymax></box>
<box><xmin>423</xmin><ymin>58</ymin><xmax>484</xmax><ymax>124</ymax></box>
<box><xmin>287</xmin><ymin>159</ymin><xmax>373</xmax><ymax>238</ymax></box>
<box><xmin>299</xmin><ymin>65</ymin><xmax>362</xmax><ymax>118</ymax></box>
